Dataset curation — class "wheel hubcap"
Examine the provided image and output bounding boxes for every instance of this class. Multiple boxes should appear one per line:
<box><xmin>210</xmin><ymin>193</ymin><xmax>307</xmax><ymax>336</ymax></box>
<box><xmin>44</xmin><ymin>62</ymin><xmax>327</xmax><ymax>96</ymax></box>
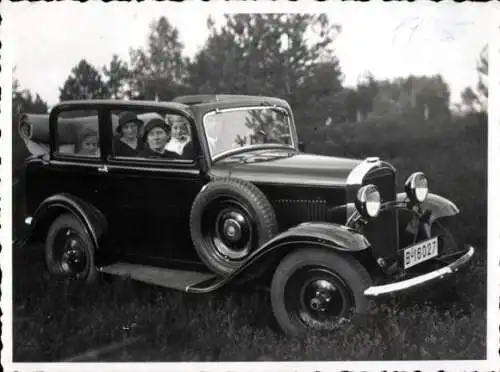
<box><xmin>56</xmin><ymin>228</ymin><xmax>88</xmax><ymax>276</ymax></box>
<box><xmin>308</xmin><ymin>279</ymin><xmax>335</xmax><ymax>312</ymax></box>
<box><xmin>223</xmin><ymin>217</ymin><xmax>243</xmax><ymax>242</ymax></box>
<box><xmin>285</xmin><ymin>266</ymin><xmax>353</xmax><ymax>330</ymax></box>
<box><xmin>207</xmin><ymin>202</ymin><xmax>254</xmax><ymax>261</ymax></box>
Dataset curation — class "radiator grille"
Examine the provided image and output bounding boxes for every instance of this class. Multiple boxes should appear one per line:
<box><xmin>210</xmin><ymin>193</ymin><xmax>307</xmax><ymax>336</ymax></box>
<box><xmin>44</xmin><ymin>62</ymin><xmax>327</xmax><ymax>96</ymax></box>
<box><xmin>363</xmin><ymin>168</ymin><xmax>396</xmax><ymax>203</ymax></box>
<box><xmin>362</xmin><ymin>168</ymin><xmax>399</xmax><ymax>259</ymax></box>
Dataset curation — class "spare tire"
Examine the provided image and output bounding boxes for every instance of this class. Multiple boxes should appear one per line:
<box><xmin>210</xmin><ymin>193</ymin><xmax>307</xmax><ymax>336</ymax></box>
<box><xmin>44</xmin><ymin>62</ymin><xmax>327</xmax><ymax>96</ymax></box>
<box><xmin>189</xmin><ymin>177</ymin><xmax>278</xmax><ymax>276</ymax></box>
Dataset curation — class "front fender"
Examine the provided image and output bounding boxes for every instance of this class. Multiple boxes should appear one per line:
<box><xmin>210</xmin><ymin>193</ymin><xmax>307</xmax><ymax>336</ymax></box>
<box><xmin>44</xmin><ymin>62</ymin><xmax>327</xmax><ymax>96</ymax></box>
<box><xmin>187</xmin><ymin>221</ymin><xmax>370</xmax><ymax>293</ymax></box>
<box><xmin>20</xmin><ymin>193</ymin><xmax>107</xmax><ymax>250</ymax></box>
<box><xmin>269</xmin><ymin>221</ymin><xmax>370</xmax><ymax>252</ymax></box>
<box><xmin>397</xmin><ymin>192</ymin><xmax>459</xmax><ymax>222</ymax></box>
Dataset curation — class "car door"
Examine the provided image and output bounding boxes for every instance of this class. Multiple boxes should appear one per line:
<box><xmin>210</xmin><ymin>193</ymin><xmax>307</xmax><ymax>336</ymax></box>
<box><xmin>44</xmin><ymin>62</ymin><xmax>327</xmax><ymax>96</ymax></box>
<box><xmin>44</xmin><ymin>107</ymin><xmax>110</xmax><ymax>219</ymax></box>
<box><xmin>101</xmin><ymin>106</ymin><xmax>206</xmax><ymax>266</ymax></box>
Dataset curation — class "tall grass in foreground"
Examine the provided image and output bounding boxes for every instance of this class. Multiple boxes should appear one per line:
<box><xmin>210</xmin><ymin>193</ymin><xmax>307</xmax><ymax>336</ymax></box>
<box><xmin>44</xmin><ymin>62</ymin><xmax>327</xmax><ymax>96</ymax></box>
<box><xmin>12</xmin><ymin>114</ymin><xmax>487</xmax><ymax>361</ymax></box>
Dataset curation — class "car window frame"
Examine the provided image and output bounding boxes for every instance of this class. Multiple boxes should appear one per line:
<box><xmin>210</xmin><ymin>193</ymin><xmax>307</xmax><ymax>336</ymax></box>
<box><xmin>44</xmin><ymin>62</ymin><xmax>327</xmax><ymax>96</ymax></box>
<box><xmin>201</xmin><ymin>105</ymin><xmax>297</xmax><ymax>161</ymax></box>
<box><xmin>49</xmin><ymin>106</ymin><xmax>105</xmax><ymax>164</ymax></box>
<box><xmin>101</xmin><ymin>105</ymin><xmax>201</xmax><ymax>171</ymax></box>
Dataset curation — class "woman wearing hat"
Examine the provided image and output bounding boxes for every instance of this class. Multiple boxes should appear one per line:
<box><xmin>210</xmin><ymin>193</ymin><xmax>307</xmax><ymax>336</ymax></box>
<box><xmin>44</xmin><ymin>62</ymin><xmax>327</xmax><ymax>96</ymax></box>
<box><xmin>113</xmin><ymin>111</ymin><xmax>144</xmax><ymax>157</ymax></box>
<box><xmin>139</xmin><ymin>118</ymin><xmax>180</xmax><ymax>159</ymax></box>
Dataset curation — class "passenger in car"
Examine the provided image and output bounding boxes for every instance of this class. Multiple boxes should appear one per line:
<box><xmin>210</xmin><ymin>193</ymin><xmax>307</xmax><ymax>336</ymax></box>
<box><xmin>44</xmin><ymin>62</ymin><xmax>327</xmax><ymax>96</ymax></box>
<box><xmin>165</xmin><ymin>115</ymin><xmax>190</xmax><ymax>155</ymax></box>
<box><xmin>76</xmin><ymin>127</ymin><xmax>100</xmax><ymax>156</ymax></box>
<box><xmin>113</xmin><ymin>112</ymin><xmax>144</xmax><ymax>157</ymax></box>
<box><xmin>139</xmin><ymin>118</ymin><xmax>180</xmax><ymax>159</ymax></box>
<box><xmin>181</xmin><ymin>141</ymin><xmax>195</xmax><ymax>159</ymax></box>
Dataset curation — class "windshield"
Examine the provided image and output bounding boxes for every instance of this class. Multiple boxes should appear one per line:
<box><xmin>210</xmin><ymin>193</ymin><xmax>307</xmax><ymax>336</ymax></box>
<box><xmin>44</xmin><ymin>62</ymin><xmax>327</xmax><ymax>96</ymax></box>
<box><xmin>203</xmin><ymin>106</ymin><xmax>295</xmax><ymax>158</ymax></box>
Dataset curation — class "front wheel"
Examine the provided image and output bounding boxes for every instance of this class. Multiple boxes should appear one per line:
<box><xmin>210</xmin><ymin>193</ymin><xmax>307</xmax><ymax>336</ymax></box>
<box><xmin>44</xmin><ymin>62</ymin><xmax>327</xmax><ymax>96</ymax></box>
<box><xmin>270</xmin><ymin>248</ymin><xmax>372</xmax><ymax>337</ymax></box>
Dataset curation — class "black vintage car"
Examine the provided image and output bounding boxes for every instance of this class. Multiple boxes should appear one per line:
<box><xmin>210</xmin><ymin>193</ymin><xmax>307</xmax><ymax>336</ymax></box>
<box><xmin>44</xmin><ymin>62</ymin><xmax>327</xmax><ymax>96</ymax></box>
<box><xmin>18</xmin><ymin>95</ymin><xmax>474</xmax><ymax>336</ymax></box>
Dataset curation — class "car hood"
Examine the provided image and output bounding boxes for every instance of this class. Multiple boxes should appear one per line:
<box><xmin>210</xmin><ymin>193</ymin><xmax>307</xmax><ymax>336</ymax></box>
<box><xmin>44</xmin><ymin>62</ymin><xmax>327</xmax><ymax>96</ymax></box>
<box><xmin>210</xmin><ymin>152</ymin><xmax>365</xmax><ymax>187</ymax></box>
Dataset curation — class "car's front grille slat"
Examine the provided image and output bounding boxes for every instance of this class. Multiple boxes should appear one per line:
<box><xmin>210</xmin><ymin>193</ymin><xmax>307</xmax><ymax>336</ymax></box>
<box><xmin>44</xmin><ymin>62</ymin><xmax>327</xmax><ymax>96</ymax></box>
<box><xmin>364</xmin><ymin>169</ymin><xmax>396</xmax><ymax>203</ymax></box>
<box><xmin>362</xmin><ymin>168</ymin><xmax>399</xmax><ymax>259</ymax></box>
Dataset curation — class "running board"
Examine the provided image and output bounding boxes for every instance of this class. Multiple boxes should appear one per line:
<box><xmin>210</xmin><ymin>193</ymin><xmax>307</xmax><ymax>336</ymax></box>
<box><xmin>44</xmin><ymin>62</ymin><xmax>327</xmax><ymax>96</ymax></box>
<box><xmin>98</xmin><ymin>262</ymin><xmax>219</xmax><ymax>292</ymax></box>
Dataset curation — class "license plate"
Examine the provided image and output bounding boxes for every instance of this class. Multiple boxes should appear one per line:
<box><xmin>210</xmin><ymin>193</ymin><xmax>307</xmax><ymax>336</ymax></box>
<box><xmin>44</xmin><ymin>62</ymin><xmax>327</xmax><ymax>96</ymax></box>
<box><xmin>403</xmin><ymin>236</ymin><xmax>439</xmax><ymax>269</ymax></box>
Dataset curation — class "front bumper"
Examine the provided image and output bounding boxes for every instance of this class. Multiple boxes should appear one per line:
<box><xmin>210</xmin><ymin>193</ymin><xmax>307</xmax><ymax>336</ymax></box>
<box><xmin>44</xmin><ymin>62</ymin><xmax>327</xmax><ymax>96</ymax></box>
<box><xmin>363</xmin><ymin>245</ymin><xmax>475</xmax><ymax>298</ymax></box>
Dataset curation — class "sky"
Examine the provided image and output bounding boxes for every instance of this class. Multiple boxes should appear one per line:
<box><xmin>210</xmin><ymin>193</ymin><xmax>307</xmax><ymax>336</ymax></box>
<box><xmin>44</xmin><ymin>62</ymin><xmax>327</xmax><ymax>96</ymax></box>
<box><xmin>4</xmin><ymin>1</ymin><xmax>493</xmax><ymax>108</ymax></box>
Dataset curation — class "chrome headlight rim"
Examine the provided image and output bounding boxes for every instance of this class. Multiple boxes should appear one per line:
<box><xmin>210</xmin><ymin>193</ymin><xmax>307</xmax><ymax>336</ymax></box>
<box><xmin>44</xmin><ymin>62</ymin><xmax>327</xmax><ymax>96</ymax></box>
<box><xmin>355</xmin><ymin>184</ymin><xmax>381</xmax><ymax>218</ymax></box>
<box><xmin>405</xmin><ymin>172</ymin><xmax>429</xmax><ymax>203</ymax></box>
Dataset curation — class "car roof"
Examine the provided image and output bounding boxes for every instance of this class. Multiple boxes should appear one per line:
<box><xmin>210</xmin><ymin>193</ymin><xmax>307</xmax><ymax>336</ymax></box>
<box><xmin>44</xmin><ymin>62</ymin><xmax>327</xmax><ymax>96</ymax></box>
<box><xmin>52</xmin><ymin>99</ymin><xmax>191</xmax><ymax>112</ymax></box>
<box><xmin>173</xmin><ymin>94</ymin><xmax>291</xmax><ymax>110</ymax></box>
<box><xmin>51</xmin><ymin>96</ymin><xmax>292</xmax><ymax>119</ymax></box>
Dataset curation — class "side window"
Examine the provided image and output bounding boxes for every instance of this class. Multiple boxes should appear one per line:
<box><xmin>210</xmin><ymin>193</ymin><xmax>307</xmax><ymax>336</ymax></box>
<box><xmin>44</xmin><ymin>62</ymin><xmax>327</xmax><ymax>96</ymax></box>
<box><xmin>56</xmin><ymin>109</ymin><xmax>100</xmax><ymax>158</ymax></box>
<box><xmin>110</xmin><ymin>109</ymin><xmax>195</xmax><ymax>161</ymax></box>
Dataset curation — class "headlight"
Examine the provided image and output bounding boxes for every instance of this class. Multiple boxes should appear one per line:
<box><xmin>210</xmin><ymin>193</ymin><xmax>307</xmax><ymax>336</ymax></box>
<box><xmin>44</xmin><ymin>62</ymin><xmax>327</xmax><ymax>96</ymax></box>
<box><xmin>356</xmin><ymin>184</ymin><xmax>381</xmax><ymax>218</ymax></box>
<box><xmin>405</xmin><ymin>172</ymin><xmax>429</xmax><ymax>203</ymax></box>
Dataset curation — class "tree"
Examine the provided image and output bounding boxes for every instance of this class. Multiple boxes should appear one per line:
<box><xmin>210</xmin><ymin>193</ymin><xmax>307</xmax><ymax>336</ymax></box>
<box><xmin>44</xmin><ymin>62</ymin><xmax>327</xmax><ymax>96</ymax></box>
<box><xmin>295</xmin><ymin>60</ymin><xmax>345</xmax><ymax>127</ymax></box>
<box><xmin>13</xmin><ymin>76</ymin><xmax>48</xmax><ymax>116</ymax></box>
<box><xmin>188</xmin><ymin>14</ymin><xmax>342</xmax><ymax>104</ymax></box>
<box><xmin>102</xmin><ymin>54</ymin><xmax>132</xmax><ymax>99</ymax></box>
<box><xmin>188</xmin><ymin>14</ymin><xmax>343</xmax><ymax>133</ymax></box>
<box><xmin>367</xmin><ymin>75</ymin><xmax>450</xmax><ymax>121</ymax></box>
<box><xmin>59</xmin><ymin>59</ymin><xmax>109</xmax><ymax>101</ymax></box>
<box><xmin>128</xmin><ymin>16</ymin><xmax>189</xmax><ymax>100</ymax></box>
<box><xmin>459</xmin><ymin>45</ymin><xmax>488</xmax><ymax>113</ymax></box>
<box><xmin>460</xmin><ymin>86</ymin><xmax>480</xmax><ymax>113</ymax></box>
<box><xmin>355</xmin><ymin>71</ymin><xmax>379</xmax><ymax>121</ymax></box>
<box><xmin>413</xmin><ymin>75</ymin><xmax>451</xmax><ymax>120</ymax></box>
<box><xmin>476</xmin><ymin>45</ymin><xmax>488</xmax><ymax>110</ymax></box>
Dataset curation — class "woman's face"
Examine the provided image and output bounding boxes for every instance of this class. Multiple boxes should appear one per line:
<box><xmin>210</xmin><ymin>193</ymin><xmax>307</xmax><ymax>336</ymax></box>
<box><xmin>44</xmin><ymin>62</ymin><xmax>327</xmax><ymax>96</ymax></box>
<box><xmin>171</xmin><ymin>119</ymin><xmax>188</xmax><ymax>140</ymax></box>
<box><xmin>80</xmin><ymin>135</ymin><xmax>99</xmax><ymax>155</ymax></box>
<box><xmin>122</xmin><ymin>121</ymin><xmax>138</xmax><ymax>140</ymax></box>
<box><xmin>147</xmin><ymin>127</ymin><xmax>169</xmax><ymax>151</ymax></box>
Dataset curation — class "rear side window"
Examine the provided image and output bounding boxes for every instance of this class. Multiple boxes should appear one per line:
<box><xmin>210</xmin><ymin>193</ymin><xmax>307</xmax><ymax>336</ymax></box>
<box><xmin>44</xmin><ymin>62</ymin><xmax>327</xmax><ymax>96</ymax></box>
<box><xmin>55</xmin><ymin>109</ymin><xmax>100</xmax><ymax>158</ymax></box>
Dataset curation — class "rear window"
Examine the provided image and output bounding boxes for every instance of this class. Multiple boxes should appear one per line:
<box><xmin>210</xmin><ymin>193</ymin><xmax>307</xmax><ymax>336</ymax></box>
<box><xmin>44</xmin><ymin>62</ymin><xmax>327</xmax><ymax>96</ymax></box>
<box><xmin>55</xmin><ymin>109</ymin><xmax>100</xmax><ymax>158</ymax></box>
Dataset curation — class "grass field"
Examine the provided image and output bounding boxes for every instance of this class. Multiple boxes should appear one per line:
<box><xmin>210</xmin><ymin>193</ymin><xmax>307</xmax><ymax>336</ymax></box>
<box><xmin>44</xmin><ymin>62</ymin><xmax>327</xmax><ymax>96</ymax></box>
<box><xmin>11</xmin><ymin>113</ymin><xmax>487</xmax><ymax>361</ymax></box>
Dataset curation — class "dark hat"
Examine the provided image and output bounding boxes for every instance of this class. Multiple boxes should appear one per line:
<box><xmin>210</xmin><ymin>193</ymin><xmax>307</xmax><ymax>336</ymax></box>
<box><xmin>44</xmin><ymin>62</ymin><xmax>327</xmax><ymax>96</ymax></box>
<box><xmin>117</xmin><ymin>111</ymin><xmax>144</xmax><ymax>133</ymax></box>
<box><xmin>142</xmin><ymin>118</ymin><xmax>170</xmax><ymax>142</ymax></box>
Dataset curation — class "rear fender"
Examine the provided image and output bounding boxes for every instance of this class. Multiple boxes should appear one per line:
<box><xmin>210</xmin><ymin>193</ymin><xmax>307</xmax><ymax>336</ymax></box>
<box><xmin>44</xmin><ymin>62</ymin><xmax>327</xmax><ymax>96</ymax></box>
<box><xmin>187</xmin><ymin>221</ymin><xmax>370</xmax><ymax>293</ymax></box>
<box><xmin>20</xmin><ymin>193</ymin><xmax>107</xmax><ymax>250</ymax></box>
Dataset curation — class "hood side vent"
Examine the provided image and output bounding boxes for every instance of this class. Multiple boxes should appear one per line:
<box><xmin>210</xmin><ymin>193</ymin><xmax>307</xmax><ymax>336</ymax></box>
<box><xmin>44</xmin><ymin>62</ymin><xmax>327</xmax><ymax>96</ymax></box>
<box><xmin>273</xmin><ymin>199</ymin><xmax>327</xmax><ymax>230</ymax></box>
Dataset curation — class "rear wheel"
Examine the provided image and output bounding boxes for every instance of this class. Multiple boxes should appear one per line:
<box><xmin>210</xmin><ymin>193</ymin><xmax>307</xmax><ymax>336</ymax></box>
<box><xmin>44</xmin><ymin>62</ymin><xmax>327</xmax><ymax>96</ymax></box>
<box><xmin>270</xmin><ymin>248</ymin><xmax>372</xmax><ymax>337</ymax></box>
<box><xmin>45</xmin><ymin>213</ymin><xmax>98</xmax><ymax>284</ymax></box>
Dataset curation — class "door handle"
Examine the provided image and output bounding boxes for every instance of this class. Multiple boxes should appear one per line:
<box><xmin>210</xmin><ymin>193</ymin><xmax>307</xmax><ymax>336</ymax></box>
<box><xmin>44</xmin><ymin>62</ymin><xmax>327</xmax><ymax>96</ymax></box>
<box><xmin>97</xmin><ymin>165</ymin><xmax>109</xmax><ymax>173</ymax></box>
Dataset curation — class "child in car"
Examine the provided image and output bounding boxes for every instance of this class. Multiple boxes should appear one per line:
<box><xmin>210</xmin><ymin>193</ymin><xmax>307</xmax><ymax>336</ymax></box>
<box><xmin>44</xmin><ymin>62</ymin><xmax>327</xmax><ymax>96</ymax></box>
<box><xmin>76</xmin><ymin>127</ymin><xmax>100</xmax><ymax>156</ymax></box>
<box><xmin>165</xmin><ymin>115</ymin><xmax>191</xmax><ymax>155</ymax></box>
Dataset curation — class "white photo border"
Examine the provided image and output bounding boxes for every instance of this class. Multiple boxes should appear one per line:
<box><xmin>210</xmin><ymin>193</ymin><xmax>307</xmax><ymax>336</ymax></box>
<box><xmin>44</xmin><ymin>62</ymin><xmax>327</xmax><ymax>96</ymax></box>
<box><xmin>1</xmin><ymin>1</ymin><xmax>499</xmax><ymax>371</ymax></box>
